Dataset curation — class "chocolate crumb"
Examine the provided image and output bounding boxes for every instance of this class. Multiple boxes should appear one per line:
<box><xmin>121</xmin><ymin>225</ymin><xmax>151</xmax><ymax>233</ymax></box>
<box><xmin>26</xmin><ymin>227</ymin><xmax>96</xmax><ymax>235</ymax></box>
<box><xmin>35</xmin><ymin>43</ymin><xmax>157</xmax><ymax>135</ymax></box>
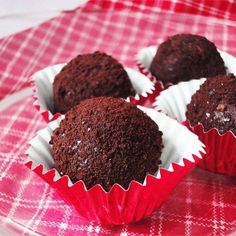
<box><xmin>216</xmin><ymin>103</ymin><xmax>227</xmax><ymax>112</ymax></box>
<box><xmin>53</xmin><ymin>52</ymin><xmax>135</xmax><ymax>114</ymax></box>
<box><xmin>150</xmin><ymin>34</ymin><xmax>226</xmax><ymax>84</ymax></box>
<box><xmin>50</xmin><ymin>97</ymin><xmax>163</xmax><ymax>191</ymax></box>
<box><xmin>186</xmin><ymin>74</ymin><xmax>236</xmax><ymax>135</ymax></box>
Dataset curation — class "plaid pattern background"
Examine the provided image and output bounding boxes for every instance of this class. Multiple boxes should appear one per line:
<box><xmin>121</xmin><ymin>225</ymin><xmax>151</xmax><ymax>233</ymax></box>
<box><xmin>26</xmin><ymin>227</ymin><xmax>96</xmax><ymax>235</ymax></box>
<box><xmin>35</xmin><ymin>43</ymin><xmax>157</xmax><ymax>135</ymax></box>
<box><xmin>0</xmin><ymin>1</ymin><xmax>235</xmax><ymax>235</ymax></box>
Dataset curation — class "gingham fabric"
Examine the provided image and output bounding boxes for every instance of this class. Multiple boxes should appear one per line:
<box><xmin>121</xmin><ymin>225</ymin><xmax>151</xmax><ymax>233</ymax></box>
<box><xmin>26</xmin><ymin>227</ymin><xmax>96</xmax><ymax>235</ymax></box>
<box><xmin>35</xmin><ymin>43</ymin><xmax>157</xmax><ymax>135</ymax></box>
<box><xmin>0</xmin><ymin>1</ymin><xmax>235</xmax><ymax>235</ymax></box>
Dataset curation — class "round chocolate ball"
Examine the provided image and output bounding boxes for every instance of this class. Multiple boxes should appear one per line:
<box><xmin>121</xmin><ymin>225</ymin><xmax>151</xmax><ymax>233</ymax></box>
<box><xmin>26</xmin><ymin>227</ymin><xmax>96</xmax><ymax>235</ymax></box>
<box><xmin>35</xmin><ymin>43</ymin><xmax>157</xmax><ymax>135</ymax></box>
<box><xmin>50</xmin><ymin>97</ymin><xmax>163</xmax><ymax>191</ymax></box>
<box><xmin>186</xmin><ymin>74</ymin><xmax>236</xmax><ymax>135</ymax></box>
<box><xmin>53</xmin><ymin>51</ymin><xmax>135</xmax><ymax>114</ymax></box>
<box><xmin>150</xmin><ymin>34</ymin><xmax>226</xmax><ymax>84</ymax></box>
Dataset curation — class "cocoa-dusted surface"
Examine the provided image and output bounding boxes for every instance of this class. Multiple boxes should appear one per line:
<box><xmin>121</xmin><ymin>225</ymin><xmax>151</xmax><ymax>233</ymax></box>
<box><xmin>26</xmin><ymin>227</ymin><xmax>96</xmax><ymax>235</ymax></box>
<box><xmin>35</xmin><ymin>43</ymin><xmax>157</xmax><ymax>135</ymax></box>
<box><xmin>186</xmin><ymin>74</ymin><xmax>236</xmax><ymax>135</ymax></box>
<box><xmin>150</xmin><ymin>34</ymin><xmax>226</xmax><ymax>84</ymax></box>
<box><xmin>53</xmin><ymin>51</ymin><xmax>135</xmax><ymax>114</ymax></box>
<box><xmin>50</xmin><ymin>97</ymin><xmax>163</xmax><ymax>191</ymax></box>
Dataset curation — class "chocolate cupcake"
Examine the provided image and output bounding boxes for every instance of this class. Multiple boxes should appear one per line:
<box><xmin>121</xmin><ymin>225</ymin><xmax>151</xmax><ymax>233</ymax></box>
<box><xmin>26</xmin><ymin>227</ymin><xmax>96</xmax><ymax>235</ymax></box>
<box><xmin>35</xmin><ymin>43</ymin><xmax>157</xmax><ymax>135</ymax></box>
<box><xmin>150</xmin><ymin>34</ymin><xmax>226</xmax><ymax>84</ymax></box>
<box><xmin>53</xmin><ymin>51</ymin><xmax>135</xmax><ymax>113</ymax></box>
<box><xmin>50</xmin><ymin>97</ymin><xmax>163</xmax><ymax>191</ymax></box>
<box><xmin>186</xmin><ymin>74</ymin><xmax>236</xmax><ymax>135</ymax></box>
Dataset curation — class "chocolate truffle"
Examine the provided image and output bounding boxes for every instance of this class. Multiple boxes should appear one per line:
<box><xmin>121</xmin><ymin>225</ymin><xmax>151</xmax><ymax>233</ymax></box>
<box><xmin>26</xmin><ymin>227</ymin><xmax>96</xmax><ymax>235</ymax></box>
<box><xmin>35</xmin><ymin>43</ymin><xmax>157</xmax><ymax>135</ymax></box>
<box><xmin>50</xmin><ymin>97</ymin><xmax>163</xmax><ymax>191</ymax></box>
<box><xmin>150</xmin><ymin>34</ymin><xmax>226</xmax><ymax>84</ymax></box>
<box><xmin>53</xmin><ymin>51</ymin><xmax>135</xmax><ymax>114</ymax></box>
<box><xmin>186</xmin><ymin>74</ymin><xmax>236</xmax><ymax>135</ymax></box>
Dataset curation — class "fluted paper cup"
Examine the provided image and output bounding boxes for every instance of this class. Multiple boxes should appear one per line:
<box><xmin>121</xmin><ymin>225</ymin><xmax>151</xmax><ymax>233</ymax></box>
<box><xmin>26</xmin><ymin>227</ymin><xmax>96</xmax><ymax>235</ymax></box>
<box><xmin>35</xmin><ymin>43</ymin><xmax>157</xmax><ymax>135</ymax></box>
<box><xmin>154</xmin><ymin>77</ymin><xmax>236</xmax><ymax>176</ymax></box>
<box><xmin>32</xmin><ymin>64</ymin><xmax>156</xmax><ymax>122</ymax></box>
<box><xmin>25</xmin><ymin>106</ymin><xmax>204</xmax><ymax>225</ymax></box>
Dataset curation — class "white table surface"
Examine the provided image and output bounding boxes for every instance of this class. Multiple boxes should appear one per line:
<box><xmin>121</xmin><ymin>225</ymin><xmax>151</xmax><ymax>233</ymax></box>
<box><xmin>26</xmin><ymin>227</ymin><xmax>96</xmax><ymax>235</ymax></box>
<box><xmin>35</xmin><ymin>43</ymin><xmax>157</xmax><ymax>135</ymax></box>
<box><xmin>0</xmin><ymin>0</ymin><xmax>87</xmax><ymax>38</ymax></box>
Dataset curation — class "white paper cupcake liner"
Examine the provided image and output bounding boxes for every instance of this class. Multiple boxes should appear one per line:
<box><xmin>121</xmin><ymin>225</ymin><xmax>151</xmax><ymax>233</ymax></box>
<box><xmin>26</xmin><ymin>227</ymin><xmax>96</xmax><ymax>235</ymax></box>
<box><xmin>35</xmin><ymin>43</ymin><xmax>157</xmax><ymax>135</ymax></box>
<box><xmin>32</xmin><ymin>64</ymin><xmax>155</xmax><ymax>122</ymax></box>
<box><xmin>136</xmin><ymin>45</ymin><xmax>156</xmax><ymax>81</ymax></box>
<box><xmin>154</xmin><ymin>78</ymin><xmax>206</xmax><ymax>121</ymax></box>
<box><xmin>25</xmin><ymin>106</ymin><xmax>204</xmax><ymax>224</ymax></box>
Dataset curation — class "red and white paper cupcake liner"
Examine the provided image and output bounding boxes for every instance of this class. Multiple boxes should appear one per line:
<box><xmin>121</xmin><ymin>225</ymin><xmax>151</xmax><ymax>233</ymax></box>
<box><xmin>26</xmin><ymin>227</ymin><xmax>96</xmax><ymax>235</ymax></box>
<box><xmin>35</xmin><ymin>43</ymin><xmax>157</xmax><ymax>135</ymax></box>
<box><xmin>136</xmin><ymin>46</ymin><xmax>157</xmax><ymax>82</ymax></box>
<box><xmin>25</xmin><ymin>106</ymin><xmax>204</xmax><ymax>225</ymax></box>
<box><xmin>136</xmin><ymin>45</ymin><xmax>236</xmax><ymax>86</ymax></box>
<box><xmin>154</xmin><ymin>78</ymin><xmax>236</xmax><ymax>176</ymax></box>
<box><xmin>127</xmin><ymin>81</ymin><xmax>166</xmax><ymax>109</ymax></box>
<box><xmin>183</xmin><ymin>121</ymin><xmax>236</xmax><ymax>176</ymax></box>
<box><xmin>32</xmin><ymin>64</ymin><xmax>156</xmax><ymax>123</ymax></box>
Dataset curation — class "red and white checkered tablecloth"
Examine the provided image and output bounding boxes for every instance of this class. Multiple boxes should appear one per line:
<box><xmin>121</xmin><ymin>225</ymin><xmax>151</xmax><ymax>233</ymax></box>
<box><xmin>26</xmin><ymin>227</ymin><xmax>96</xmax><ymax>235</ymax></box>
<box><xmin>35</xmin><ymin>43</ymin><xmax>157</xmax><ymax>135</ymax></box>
<box><xmin>0</xmin><ymin>1</ymin><xmax>235</xmax><ymax>235</ymax></box>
